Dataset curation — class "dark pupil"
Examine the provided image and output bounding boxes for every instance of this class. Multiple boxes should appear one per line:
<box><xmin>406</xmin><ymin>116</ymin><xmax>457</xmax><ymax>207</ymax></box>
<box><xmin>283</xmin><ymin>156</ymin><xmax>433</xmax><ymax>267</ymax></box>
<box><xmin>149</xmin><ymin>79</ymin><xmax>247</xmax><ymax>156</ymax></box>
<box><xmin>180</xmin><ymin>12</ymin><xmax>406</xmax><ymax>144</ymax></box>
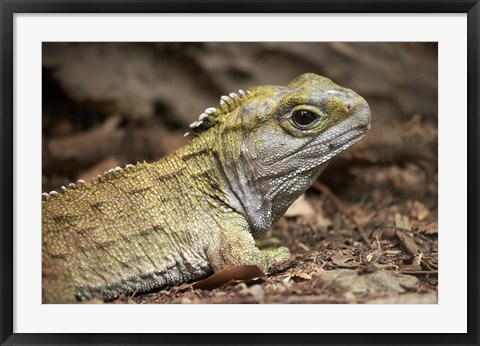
<box><xmin>293</xmin><ymin>110</ymin><xmax>317</xmax><ymax>126</ymax></box>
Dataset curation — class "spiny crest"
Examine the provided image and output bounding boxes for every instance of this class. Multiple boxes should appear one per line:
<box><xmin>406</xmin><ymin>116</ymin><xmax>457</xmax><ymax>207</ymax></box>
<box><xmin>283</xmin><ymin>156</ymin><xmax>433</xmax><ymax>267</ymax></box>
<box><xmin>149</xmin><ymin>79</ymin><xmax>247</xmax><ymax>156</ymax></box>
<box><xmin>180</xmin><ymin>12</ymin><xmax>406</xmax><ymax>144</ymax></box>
<box><xmin>184</xmin><ymin>88</ymin><xmax>254</xmax><ymax>137</ymax></box>
<box><xmin>42</xmin><ymin>162</ymin><xmax>141</xmax><ymax>201</ymax></box>
<box><xmin>42</xmin><ymin>179</ymin><xmax>86</xmax><ymax>200</ymax></box>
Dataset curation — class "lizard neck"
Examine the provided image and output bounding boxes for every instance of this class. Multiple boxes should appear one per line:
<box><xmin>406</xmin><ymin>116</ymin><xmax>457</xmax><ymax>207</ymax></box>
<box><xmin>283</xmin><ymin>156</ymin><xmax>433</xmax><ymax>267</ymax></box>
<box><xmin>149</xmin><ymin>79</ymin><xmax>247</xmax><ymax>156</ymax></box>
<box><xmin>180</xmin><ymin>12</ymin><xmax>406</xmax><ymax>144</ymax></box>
<box><xmin>210</xmin><ymin>127</ymin><xmax>330</xmax><ymax>239</ymax></box>
<box><xmin>219</xmin><ymin>156</ymin><xmax>329</xmax><ymax>239</ymax></box>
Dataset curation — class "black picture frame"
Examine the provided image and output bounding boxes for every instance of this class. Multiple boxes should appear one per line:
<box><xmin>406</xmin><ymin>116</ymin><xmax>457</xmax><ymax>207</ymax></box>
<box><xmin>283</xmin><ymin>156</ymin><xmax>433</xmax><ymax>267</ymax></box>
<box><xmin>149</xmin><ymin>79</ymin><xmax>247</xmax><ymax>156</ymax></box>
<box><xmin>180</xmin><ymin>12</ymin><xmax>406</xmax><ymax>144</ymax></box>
<box><xmin>1</xmin><ymin>1</ymin><xmax>478</xmax><ymax>345</ymax></box>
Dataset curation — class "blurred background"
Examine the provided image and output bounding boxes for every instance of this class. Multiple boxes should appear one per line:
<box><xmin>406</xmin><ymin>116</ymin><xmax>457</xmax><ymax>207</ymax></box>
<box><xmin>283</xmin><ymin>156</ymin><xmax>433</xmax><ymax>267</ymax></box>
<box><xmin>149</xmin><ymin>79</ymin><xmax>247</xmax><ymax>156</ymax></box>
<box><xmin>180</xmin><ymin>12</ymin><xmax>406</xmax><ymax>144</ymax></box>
<box><xmin>42</xmin><ymin>43</ymin><xmax>438</xmax><ymax>303</ymax></box>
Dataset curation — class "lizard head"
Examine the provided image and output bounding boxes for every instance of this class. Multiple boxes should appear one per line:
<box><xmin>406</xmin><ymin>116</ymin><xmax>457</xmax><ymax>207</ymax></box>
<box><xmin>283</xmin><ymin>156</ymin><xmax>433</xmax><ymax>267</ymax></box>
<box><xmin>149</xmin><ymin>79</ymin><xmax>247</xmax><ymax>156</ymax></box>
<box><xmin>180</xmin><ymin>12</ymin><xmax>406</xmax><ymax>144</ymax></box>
<box><xmin>194</xmin><ymin>73</ymin><xmax>371</xmax><ymax>238</ymax></box>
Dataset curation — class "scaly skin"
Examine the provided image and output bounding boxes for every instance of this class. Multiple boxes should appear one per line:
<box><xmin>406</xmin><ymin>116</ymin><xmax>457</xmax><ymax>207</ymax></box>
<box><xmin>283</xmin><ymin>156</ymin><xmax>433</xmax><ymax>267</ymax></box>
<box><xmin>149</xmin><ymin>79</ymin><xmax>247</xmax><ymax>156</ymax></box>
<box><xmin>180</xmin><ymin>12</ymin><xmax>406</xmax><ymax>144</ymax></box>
<box><xmin>42</xmin><ymin>73</ymin><xmax>371</xmax><ymax>303</ymax></box>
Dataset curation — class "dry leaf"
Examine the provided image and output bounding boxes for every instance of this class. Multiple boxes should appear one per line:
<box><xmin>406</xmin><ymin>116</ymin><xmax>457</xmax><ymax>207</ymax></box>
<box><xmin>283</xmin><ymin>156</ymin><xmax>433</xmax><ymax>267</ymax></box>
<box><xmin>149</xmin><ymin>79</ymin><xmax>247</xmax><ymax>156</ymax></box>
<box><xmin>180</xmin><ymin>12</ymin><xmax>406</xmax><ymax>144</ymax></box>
<box><xmin>192</xmin><ymin>265</ymin><xmax>265</xmax><ymax>290</ymax></box>
<box><xmin>284</xmin><ymin>194</ymin><xmax>316</xmax><ymax>217</ymax></box>
<box><xmin>294</xmin><ymin>272</ymin><xmax>312</xmax><ymax>280</ymax></box>
<box><xmin>420</xmin><ymin>222</ymin><xmax>438</xmax><ymax>234</ymax></box>
<box><xmin>331</xmin><ymin>256</ymin><xmax>361</xmax><ymax>268</ymax></box>
<box><xmin>395</xmin><ymin>230</ymin><xmax>421</xmax><ymax>256</ymax></box>
<box><xmin>412</xmin><ymin>252</ymin><xmax>423</xmax><ymax>267</ymax></box>
<box><xmin>408</xmin><ymin>200</ymin><xmax>431</xmax><ymax>221</ymax></box>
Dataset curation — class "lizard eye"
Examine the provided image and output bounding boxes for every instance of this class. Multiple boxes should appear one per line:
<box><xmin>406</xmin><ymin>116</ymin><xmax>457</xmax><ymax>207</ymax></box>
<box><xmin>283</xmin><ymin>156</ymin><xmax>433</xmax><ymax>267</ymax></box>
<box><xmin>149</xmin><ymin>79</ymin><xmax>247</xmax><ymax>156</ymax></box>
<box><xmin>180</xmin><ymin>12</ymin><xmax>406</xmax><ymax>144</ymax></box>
<box><xmin>291</xmin><ymin>109</ymin><xmax>320</xmax><ymax>128</ymax></box>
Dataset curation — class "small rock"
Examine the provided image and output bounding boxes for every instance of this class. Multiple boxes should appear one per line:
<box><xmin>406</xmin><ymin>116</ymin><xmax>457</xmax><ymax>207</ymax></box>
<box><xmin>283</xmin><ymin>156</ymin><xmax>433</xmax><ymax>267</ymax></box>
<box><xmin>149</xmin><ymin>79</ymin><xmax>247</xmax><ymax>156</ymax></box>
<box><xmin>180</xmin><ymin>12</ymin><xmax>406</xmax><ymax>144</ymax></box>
<box><xmin>313</xmin><ymin>269</ymin><xmax>419</xmax><ymax>294</ymax></box>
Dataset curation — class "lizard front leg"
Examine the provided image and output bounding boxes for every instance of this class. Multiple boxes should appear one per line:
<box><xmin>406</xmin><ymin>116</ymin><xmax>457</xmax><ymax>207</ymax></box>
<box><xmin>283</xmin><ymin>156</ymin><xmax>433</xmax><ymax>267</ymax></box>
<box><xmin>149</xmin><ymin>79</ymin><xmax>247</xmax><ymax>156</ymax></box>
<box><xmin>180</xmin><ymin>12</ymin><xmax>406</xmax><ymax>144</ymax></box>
<box><xmin>207</xmin><ymin>214</ymin><xmax>290</xmax><ymax>273</ymax></box>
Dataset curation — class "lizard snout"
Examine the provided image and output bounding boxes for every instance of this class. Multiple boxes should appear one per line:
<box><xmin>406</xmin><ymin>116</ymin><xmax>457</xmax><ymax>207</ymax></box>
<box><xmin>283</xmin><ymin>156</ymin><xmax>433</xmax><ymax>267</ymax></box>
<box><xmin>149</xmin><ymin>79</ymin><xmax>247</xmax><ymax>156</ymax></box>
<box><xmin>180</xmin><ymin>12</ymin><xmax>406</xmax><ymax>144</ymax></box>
<box><xmin>346</xmin><ymin>93</ymin><xmax>371</xmax><ymax>131</ymax></box>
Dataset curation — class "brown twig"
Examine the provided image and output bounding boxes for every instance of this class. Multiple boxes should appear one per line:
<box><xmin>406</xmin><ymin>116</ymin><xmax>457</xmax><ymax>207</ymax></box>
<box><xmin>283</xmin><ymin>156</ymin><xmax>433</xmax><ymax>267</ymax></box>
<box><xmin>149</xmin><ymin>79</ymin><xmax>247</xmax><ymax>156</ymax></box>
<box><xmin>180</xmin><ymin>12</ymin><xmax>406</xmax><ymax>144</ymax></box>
<box><xmin>399</xmin><ymin>270</ymin><xmax>438</xmax><ymax>275</ymax></box>
<box><xmin>311</xmin><ymin>181</ymin><xmax>373</xmax><ymax>248</ymax></box>
<box><xmin>394</xmin><ymin>229</ymin><xmax>435</xmax><ymax>271</ymax></box>
<box><xmin>382</xmin><ymin>225</ymin><xmax>436</xmax><ymax>244</ymax></box>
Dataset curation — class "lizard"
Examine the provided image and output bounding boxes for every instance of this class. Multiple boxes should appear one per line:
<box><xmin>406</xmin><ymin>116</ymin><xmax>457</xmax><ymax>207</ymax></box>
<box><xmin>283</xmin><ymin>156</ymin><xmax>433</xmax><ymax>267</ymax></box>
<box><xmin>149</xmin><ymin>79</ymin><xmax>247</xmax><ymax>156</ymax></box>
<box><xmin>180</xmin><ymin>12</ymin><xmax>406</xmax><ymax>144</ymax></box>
<box><xmin>42</xmin><ymin>73</ymin><xmax>371</xmax><ymax>303</ymax></box>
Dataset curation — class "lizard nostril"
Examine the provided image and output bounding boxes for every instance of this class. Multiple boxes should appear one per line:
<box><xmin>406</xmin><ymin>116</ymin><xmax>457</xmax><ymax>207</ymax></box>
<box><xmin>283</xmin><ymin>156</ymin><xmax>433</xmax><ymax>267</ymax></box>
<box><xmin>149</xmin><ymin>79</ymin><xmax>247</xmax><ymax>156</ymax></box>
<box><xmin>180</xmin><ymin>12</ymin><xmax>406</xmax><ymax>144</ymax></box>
<box><xmin>344</xmin><ymin>103</ymin><xmax>352</xmax><ymax>113</ymax></box>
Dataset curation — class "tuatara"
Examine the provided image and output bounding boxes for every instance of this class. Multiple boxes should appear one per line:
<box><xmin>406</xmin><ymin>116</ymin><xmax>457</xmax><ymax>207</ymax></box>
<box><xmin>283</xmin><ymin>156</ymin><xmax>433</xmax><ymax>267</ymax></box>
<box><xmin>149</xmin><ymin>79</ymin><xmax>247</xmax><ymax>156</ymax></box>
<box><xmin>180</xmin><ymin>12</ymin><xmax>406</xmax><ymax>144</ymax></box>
<box><xmin>42</xmin><ymin>73</ymin><xmax>371</xmax><ymax>303</ymax></box>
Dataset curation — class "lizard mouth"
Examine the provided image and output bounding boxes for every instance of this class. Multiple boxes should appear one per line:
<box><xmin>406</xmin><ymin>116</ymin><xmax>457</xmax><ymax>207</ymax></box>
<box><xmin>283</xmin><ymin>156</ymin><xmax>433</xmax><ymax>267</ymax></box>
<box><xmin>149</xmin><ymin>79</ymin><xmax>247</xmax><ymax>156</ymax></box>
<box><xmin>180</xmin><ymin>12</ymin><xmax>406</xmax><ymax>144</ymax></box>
<box><xmin>330</xmin><ymin>123</ymin><xmax>368</xmax><ymax>147</ymax></box>
<box><xmin>327</xmin><ymin>127</ymin><xmax>367</xmax><ymax>153</ymax></box>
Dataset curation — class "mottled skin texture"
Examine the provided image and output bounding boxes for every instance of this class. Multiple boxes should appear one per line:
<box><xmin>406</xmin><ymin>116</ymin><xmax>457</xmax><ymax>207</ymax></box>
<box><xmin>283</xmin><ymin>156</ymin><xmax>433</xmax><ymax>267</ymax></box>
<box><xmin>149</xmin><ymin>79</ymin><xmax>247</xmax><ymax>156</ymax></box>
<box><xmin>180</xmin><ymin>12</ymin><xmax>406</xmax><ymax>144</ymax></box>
<box><xmin>42</xmin><ymin>73</ymin><xmax>371</xmax><ymax>303</ymax></box>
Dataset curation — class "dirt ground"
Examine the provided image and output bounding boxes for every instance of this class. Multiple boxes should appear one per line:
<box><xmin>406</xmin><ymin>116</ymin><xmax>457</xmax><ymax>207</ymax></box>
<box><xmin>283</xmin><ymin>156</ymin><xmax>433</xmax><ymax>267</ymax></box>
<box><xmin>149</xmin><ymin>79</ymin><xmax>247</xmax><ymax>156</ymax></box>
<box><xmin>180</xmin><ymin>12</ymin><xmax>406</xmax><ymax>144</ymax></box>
<box><xmin>42</xmin><ymin>42</ymin><xmax>438</xmax><ymax>304</ymax></box>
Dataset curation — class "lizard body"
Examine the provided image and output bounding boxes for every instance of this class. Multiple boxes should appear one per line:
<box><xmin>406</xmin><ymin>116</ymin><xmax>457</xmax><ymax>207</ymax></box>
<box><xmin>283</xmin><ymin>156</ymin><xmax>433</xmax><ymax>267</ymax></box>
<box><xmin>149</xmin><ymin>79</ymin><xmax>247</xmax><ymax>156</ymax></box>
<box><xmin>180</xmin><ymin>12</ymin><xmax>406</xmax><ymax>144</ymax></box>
<box><xmin>42</xmin><ymin>73</ymin><xmax>371</xmax><ymax>303</ymax></box>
